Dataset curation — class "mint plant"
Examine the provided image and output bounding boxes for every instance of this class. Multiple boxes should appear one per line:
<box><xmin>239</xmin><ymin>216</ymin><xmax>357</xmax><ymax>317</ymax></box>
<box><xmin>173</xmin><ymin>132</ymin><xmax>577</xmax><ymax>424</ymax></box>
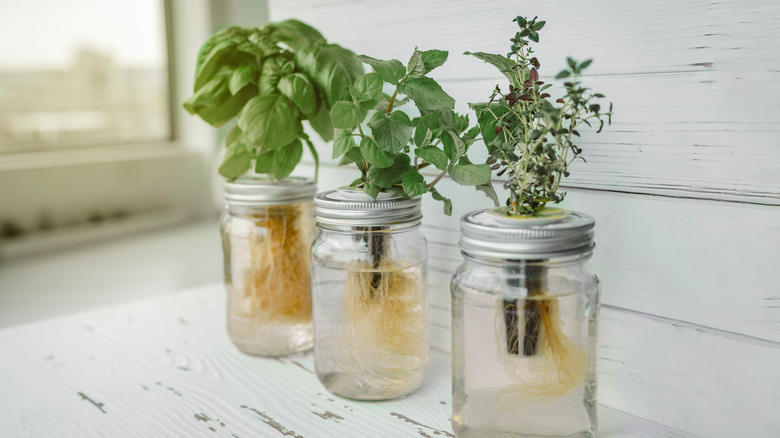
<box><xmin>183</xmin><ymin>20</ymin><xmax>363</xmax><ymax>180</ymax></box>
<box><xmin>330</xmin><ymin>49</ymin><xmax>494</xmax><ymax>215</ymax></box>
<box><xmin>467</xmin><ymin>16</ymin><xmax>612</xmax><ymax>216</ymax></box>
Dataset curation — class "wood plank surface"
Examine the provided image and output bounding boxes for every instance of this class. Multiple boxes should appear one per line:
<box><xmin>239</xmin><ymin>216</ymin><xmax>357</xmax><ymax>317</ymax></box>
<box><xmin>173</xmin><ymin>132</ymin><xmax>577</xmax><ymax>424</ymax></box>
<box><xmin>0</xmin><ymin>284</ymin><xmax>687</xmax><ymax>438</ymax></box>
<box><xmin>270</xmin><ymin>0</ymin><xmax>780</xmax><ymax>204</ymax></box>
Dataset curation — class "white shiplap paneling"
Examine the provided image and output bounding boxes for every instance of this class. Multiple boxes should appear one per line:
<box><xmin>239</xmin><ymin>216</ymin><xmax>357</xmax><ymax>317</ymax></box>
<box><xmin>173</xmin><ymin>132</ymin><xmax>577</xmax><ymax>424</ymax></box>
<box><xmin>272</xmin><ymin>0</ymin><xmax>780</xmax><ymax>204</ymax></box>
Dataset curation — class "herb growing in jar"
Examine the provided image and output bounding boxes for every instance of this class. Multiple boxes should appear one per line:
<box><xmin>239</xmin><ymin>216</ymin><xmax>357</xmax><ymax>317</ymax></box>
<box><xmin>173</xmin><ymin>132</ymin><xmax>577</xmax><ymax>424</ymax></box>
<box><xmin>453</xmin><ymin>15</ymin><xmax>612</xmax><ymax>432</ymax></box>
<box><xmin>184</xmin><ymin>20</ymin><xmax>363</xmax><ymax>356</ymax></box>
<box><xmin>311</xmin><ymin>48</ymin><xmax>494</xmax><ymax>398</ymax></box>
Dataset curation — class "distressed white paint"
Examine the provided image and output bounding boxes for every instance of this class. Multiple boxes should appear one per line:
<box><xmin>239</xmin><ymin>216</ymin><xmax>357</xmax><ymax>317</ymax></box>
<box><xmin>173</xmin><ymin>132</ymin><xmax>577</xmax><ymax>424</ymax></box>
<box><xmin>271</xmin><ymin>0</ymin><xmax>780</xmax><ymax>204</ymax></box>
<box><xmin>0</xmin><ymin>284</ymin><xmax>691</xmax><ymax>437</ymax></box>
<box><xmin>269</xmin><ymin>1</ymin><xmax>780</xmax><ymax>433</ymax></box>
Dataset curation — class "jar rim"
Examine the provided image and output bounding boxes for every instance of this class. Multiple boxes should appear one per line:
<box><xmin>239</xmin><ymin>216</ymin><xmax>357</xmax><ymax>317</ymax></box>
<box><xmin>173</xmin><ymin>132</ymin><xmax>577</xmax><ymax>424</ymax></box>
<box><xmin>224</xmin><ymin>176</ymin><xmax>316</xmax><ymax>206</ymax></box>
<box><xmin>314</xmin><ymin>188</ymin><xmax>422</xmax><ymax>226</ymax></box>
<box><xmin>459</xmin><ymin>208</ymin><xmax>595</xmax><ymax>260</ymax></box>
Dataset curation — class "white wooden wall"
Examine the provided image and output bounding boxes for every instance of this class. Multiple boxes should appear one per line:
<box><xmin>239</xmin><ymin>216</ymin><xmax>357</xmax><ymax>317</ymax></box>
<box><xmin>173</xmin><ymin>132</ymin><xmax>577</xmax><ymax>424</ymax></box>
<box><xmin>273</xmin><ymin>1</ymin><xmax>780</xmax><ymax>436</ymax></box>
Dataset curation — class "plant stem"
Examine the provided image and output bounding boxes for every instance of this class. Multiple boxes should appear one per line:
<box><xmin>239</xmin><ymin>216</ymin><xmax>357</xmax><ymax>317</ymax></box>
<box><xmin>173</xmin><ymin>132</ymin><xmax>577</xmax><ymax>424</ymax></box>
<box><xmin>426</xmin><ymin>169</ymin><xmax>448</xmax><ymax>189</ymax></box>
<box><xmin>387</xmin><ymin>89</ymin><xmax>399</xmax><ymax>113</ymax></box>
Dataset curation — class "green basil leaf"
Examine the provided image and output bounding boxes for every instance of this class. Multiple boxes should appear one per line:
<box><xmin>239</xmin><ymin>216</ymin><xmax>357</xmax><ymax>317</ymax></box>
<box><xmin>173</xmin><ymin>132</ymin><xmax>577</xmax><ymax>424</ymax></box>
<box><xmin>448</xmin><ymin>163</ymin><xmax>492</xmax><ymax>186</ymax></box>
<box><xmin>420</xmin><ymin>49</ymin><xmax>448</xmax><ymax>74</ymax></box>
<box><xmin>355</xmin><ymin>55</ymin><xmax>406</xmax><ymax>85</ymax></box>
<box><xmin>429</xmin><ymin>186</ymin><xmax>452</xmax><ymax>216</ymax></box>
<box><xmin>414</xmin><ymin>112</ymin><xmax>441</xmax><ymax>147</ymax></box>
<box><xmin>267</xmin><ymin>19</ymin><xmax>324</xmax><ymax>51</ymax></box>
<box><xmin>229</xmin><ymin>65</ymin><xmax>257</xmax><ymax>95</ymax></box>
<box><xmin>277</xmin><ymin>72</ymin><xmax>317</xmax><ymax>115</ymax></box>
<box><xmin>332</xmin><ymin>129</ymin><xmax>355</xmax><ymax>159</ymax></box>
<box><xmin>308</xmin><ymin>104</ymin><xmax>334</xmax><ymax>142</ymax></box>
<box><xmin>401</xmin><ymin>168</ymin><xmax>428</xmax><ymax>196</ymax></box>
<box><xmin>273</xmin><ymin>139</ymin><xmax>303</xmax><ymax>179</ymax></box>
<box><xmin>218</xmin><ymin>138</ymin><xmax>251</xmax><ymax>179</ymax></box>
<box><xmin>359</xmin><ymin>136</ymin><xmax>394</xmax><ymax>168</ymax></box>
<box><xmin>352</xmin><ymin>73</ymin><xmax>384</xmax><ymax>103</ymax></box>
<box><xmin>406</xmin><ymin>49</ymin><xmax>425</xmax><ymax>78</ymax></box>
<box><xmin>194</xmin><ymin>29</ymin><xmax>252</xmax><ymax>90</ymax></box>
<box><xmin>368</xmin><ymin>111</ymin><xmax>413</xmax><ymax>154</ymax></box>
<box><xmin>238</xmin><ymin>93</ymin><xmax>301</xmax><ymax>150</ymax></box>
<box><xmin>464</xmin><ymin>51</ymin><xmax>519</xmax><ymax>87</ymax></box>
<box><xmin>366</xmin><ymin>155</ymin><xmax>411</xmax><ymax>188</ymax></box>
<box><xmin>254</xmin><ymin>150</ymin><xmax>274</xmax><ymax>174</ymax></box>
<box><xmin>415</xmin><ymin>146</ymin><xmax>448</xmax><ymax>170</ymax></box>
<box><xmin>295</xmin><ymin>42</ymin><xmax>364</xmax><ymax>107</ymax></box>
<box><xmin>194</xmin><ymin>84</ymin><xmax>257</xmax><ymax>127</ymax></box>
<box><xmin>476</xmin><ymin>183</ymin><xmax>499</xmax><ymax>207</ymax></box>
<box><xmin>399</xmin><ymin>77</ymin><xmax>455</xmax><ymax>111</ymax></box>
<box><xmin>331</xmin><ymin>101</ymin><xmax>367</xmax><ymax>129</ymax></box>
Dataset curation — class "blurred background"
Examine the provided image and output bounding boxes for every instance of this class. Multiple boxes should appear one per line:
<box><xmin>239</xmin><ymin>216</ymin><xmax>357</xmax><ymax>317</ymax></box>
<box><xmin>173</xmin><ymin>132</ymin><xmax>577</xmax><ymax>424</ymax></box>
<box><xmin>0</xmin><ymin>0</ymin><xmax>268</xmax><ymax>327</ymax></box>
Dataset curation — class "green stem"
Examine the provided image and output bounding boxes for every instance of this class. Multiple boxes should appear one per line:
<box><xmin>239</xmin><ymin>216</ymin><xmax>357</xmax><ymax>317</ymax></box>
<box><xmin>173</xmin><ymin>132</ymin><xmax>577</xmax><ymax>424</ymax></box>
<box><xmin>387</xmin><ymin>89</ymin><xmax>399</xmax><ymax>113</ymax></box>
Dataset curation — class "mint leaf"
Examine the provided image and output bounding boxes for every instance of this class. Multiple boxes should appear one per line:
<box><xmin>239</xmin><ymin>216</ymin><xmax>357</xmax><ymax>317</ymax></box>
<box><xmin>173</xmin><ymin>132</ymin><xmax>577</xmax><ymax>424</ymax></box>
<box><xmin>414</xmin><ymin>112</ymin><xmax>441</xmax><ymax>147</ymax></box>
<box><xmin>476</xmin><ymin>183</ymin><xmax>499</xmax><ymax>207</ymax></box>
<box><xmin>344</xmin><ymin>147</ymin><xmax>365</xmax><ymax>170</ymax></box>
<box><xmin>366</xmin><ymin>155</ymin><xmax>411</xmax><ymax>188</ymax></box>
<box><xmin>363</xmin><ymin>182</ymin><xmax>381</xmax><ymax>199</ymax></box>
<box><xmin>406</xmin><ymin>49</ymin><xmax>425</xmax><ymax>78</ymax></box>
<box><xmin>448</xmin><ymin>163</ymin><xmax>491</xmax><ymax>186</ymax></box>
<box><xmin>273</xmin><ymin>139</ymin><xmax>303</xmax><ymax>180</ymax></box>
<box><xmin>332</xmin><ymin>129</ymin><xmax>355</xmax><ymax>159</ymax></box>
<box><xmin>441</xmin><ymin>130</ymin><xmax>466</xmax><ymax>162</ymax></box>
<box><xmin>421</xmin><ymin>49</ymin><xmax>448</xmax><ymax>74</ymax></box>
<box><xmin>277</xmin><ymin>73</ymin><xmax>317</xmax><ymax>116</ymax></box>
<box><xmin>355</xmin><ymin>55</ymin><xmax>406</xmax><ymax>85</ymax></box>
<box><xmin>415</xmin><ymin>146</ymin><xmax>448</xmax><ymax>170</ymax></box>
<box><xmin>464</xmin><ymin>51</ymin><xmax>519</xmax><ymax>87</ymax></box>
<box><xmin>399</xmin><ymin>77</ymin><xmax>455</xmax><ymax>111</ymax></box>
<box><xmin>368</xmin><ymin>111</ymin><xmax>413</xmax><ymax>154</ymax></box>
<box><xmin>238</xmin><ymin>93</ymin><xmax>301</xmax><ymax>150</ymax></box>
<box><xmin>476</xmin><ymin>103</ymin><xmax>510</xmax><ymax>149</ymax></box>
<box><xmin>359</xmin><ymin>136</ymin><xmax>394</xmax><ymax>168</ymax></box>
<box><xmin>352</xmin><ymin>73</ymin><xmax>383</xmax><ymax>103</ymax></box>
<box><xmin>229</xmin><ymin>65</ymin><xmax>257</xmax><ymax>95</ymax></box>
<box><xmin>331</xmin><ymin>101</ymin><xmax>367</xmax><ymax>129</ymax></box>
<box><xmin>429</xmin><ymin>186</ymin><xmax>452</xmax><ymax>216</ymax></box>
<box><xmin>401</xmin><ymin>168</ymin><xmax>428</xmax><ymax>196</ymax></box>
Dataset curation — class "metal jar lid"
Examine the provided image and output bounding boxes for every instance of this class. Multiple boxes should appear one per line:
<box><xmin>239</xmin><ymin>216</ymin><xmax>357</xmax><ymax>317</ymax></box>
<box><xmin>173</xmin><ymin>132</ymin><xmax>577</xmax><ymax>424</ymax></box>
<box><xmin>459</xmin><ymin>208</ymin><xmax>595</xmax><ymax>260</ymax></box>
<box><xmin>314</xmin><ymin>189</ymin><xmax>422</xmax><ymax>227</ymax></box>
<box><xmin>224</xmin><ymin>176</ymin><xmax>316</xmax><ymax>206</ymax></box>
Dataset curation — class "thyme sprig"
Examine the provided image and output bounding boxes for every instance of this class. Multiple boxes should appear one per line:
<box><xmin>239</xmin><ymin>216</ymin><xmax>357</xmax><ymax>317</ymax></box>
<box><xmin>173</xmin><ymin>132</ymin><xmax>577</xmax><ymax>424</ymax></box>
<box><xmin>468</xmin><ymin>16</ymin><xmax>613</xmax><ymax>216</ymax></box>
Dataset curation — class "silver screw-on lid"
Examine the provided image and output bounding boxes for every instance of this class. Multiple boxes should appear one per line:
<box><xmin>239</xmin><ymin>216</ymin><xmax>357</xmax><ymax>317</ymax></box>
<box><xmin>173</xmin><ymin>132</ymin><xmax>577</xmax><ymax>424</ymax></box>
<box><xmin>314</xmin><ymin>189</ymin><xmax>422</xmax><ymax>226</ymax></box>
<box><xmin>224</xmin><ymin>176</ymin><xmax>316</xmax><ymax>206</ymax></box>
<box><xmin>459</xmin><ymin>208</ymin><xmax>595</xmax><ymax>260</ymax></box>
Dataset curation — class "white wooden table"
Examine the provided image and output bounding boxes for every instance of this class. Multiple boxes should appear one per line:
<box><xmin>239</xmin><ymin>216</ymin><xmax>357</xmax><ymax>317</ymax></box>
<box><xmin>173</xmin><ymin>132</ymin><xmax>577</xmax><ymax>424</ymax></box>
<box><xmin>0</xmin><ymin>283</ymin><xmax>691</xmax><ymax>437</ymax></box>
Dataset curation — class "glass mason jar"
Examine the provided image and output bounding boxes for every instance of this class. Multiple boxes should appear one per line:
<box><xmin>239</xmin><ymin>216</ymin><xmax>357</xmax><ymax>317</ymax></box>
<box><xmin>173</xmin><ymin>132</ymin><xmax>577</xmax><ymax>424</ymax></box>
<box><xmin>311</xmin><ymin>189</ymin><xmax>429</xmax><ymax>400</ymax></box>
<box><xmin>221</xmin><ymin>176</ymin><xmax>316</xmax><ymax>356</ymax></box>
<box><xmin>451</xmin><ymin>209</ymin><xmax>600</xmax><ymax>438</ymax></box>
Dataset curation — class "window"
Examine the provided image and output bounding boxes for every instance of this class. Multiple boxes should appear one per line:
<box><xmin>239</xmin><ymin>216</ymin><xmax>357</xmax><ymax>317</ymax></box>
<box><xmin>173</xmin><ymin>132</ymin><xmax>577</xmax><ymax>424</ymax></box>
<box><xmin>0</xmin><ymin>0</ymin><xmax>171</xmax><ymax>153</ymax></box>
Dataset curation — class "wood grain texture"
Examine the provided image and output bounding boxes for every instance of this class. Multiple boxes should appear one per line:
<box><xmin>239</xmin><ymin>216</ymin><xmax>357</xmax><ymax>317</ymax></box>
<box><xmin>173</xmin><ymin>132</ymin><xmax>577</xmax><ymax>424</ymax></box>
<box><xmin>0</xmin><ymin>284</ymin><xmax>686</xmax><ymax>437</ymax></box>
<box><xmin>270</xmin><ymin>0</ymin><xmax>780</xmax><ymax>204</ymax></box>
